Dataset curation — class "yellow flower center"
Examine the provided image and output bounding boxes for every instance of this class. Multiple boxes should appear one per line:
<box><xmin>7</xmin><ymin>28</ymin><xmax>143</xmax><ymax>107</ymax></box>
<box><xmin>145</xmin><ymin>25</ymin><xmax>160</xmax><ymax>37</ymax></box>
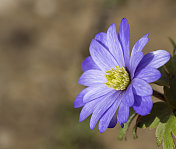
<box><xmin>105</xmin><ymin>66</ymin><xmax>130</xmax><ymax>90</ymax></box>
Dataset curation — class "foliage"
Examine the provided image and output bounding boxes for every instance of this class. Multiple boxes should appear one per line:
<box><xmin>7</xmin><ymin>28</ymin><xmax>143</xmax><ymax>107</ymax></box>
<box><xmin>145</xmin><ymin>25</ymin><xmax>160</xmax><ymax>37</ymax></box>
<box><xmin>118</xmin><ymin>39</ymin><xmax>176</xmax><ymax>149</ymax></box>
<box><xmin>164</xmin><ymin>40</ymin><xmax>176</xmax><ymax>108</ymax></box>
<box><xmin>138</xmin><ymin>102</ymin><xmax>176</xmax><ymax>149</ymax></box>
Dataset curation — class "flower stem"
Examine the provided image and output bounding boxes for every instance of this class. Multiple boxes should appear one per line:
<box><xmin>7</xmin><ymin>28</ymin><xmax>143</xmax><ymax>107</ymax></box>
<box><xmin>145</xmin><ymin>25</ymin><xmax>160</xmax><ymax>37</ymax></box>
<box><xmin>153</xmin><ymin>89</ymin><xmax>166</xmax><ymax>102</ymax></box>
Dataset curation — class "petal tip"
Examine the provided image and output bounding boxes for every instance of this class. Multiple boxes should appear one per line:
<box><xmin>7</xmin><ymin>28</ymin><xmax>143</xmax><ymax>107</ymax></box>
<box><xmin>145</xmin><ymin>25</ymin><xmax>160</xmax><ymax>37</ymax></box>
<box><xmin>79</xmin><ymin>111</ymin><xmax>85</xmax><ymax>122</ymax></box>
<box><xmin>121</xmin><ymin>18</ymin><xmax>128</xmax><ymax>23</ymax></box>
<box><xmin>78</xmin><ymin>77</ymin><xmax>83</xmax><ymax>85</ymax></box>
<box><xmin>145</xmin><ymin>33</ymin><xmax>149</xmax><ymax>37</ymax></box>
<box><xmin>99</xmin><ymin>128</ymin><xmax>106</xmax><ymax>133</ymax></box>
<box><xmin>99</xmin><ymin>122</ymin><xmax>108</xmax><ymax>133</ymax></box>
<box><xmin>108</xmin><ymin>23</ymin><xmax>116</xmax><ymax>32</ymax></box>
<box><xmin>74</xmin><ymin>102</ymin><xmax>78</xmax><ymax>108</ymax></box>
<box><xmin>90</xmin><ymin>124</ymin><xmax>95</xmax><ymax>130</ymax></box>
<box><xmin>79</xmin><ymin>117</ymin><xmax>83</xmax><ymax>122</ymax></box>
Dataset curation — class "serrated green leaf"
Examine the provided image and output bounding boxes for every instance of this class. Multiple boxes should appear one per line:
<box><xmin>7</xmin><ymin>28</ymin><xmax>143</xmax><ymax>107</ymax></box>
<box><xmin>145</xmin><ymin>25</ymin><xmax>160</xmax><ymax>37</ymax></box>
<box><xmin>162</xmin><ymin>114</ymin><xmax>176</xmax><ymax>149</ymax></box>
<box><xmin>163</xmin><ymin>131</ymin><xmax>175</xmax><ymax>149</ymax></box>
<box><xmin>149</xmin><ymin>117</ymin><xmax>160</xmax><ymax>130</ymax></box>
<box><xmin>138</xmin><ymin>102</ymin><xmax>176</xmax><ymax>149</ymax></box>
<box><xmin>138</xmin><ymin>102</ymin><xmax>172</xmax><ymax>128</ymax></box>
<box><xmin>156</xmin><ymin>122</ymin><xmax>166</xmax><ymax>146</ymax></box>
<box><xmin>118</xmin><ymin>108</ymin><xmax>136</xmax><ymax>140</ymax></box>
<box><xmin>172</xmin><ymin>116</ymin><xmax>176</xmax><ymax>137</ymax></box>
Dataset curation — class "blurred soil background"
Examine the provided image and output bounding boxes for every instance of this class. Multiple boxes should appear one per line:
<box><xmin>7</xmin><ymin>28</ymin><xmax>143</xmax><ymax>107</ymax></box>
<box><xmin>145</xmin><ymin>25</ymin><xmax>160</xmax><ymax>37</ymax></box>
<box><xmin>0</xmin><ymin>0</ymin><xmax>175</xmax><ymax>149</ymax></box>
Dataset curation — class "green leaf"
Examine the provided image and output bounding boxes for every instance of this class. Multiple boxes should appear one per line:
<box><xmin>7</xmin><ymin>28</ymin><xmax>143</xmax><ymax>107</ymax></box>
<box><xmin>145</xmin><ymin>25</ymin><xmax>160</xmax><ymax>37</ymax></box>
<box><xmin>118</xmin><ymin>108</ymin><xmax>136</xmax><ymax>140</ymax></box>
<box><xmin>165</xmin><ymin>38</ymin><xmax>176</xmax><ymax>74</ymax></box>
<box><xmin>165</xmin><ymin>57</ymin><xmax>173</xmax><ymax>74</ymax></box>
<box><xmin>169</xmin><ymin>38</ymin><xmax>176</xmax><ymax>55</ymax></box>
<box><xmin>164</xmin><ymin>55</ymin><xmax>176</xmax><ymax>108</ymax></box>
<box><xmin>171</xmin><ymin>55</ymin><xmax>176</xmax><ymax>74</ymax></box>
<box><xmin>161</xmin><ymin>38</ymin><xmax>176</xmax><ymax>108</ymax></box>
<box><xmin>149</xmin><ymin>117</ymin><xmax>160</xmax><ymax>129</ymax></box>
<box><xmin>164</xmin><ymin>74</ymin><xmax>176</xmax><ymax>108</ymax></box>
<box><xmin>156</xmin><ymin>122</ymin><xmax>166</xmax><ymax>146</ymax></box>
<box><xmin>163</xmin><ymin>114</ymin><xmax>176</xmax><ymax>149</ymax></box>
<box><xmin>138</xmin><ymin>102</ymin><xmax>172</xmax><ymax>129</ymax></box>
<box><xmin>138</xmin><ymin>102</ymin><xmax>176</xmax><ymax>149</ymax></box>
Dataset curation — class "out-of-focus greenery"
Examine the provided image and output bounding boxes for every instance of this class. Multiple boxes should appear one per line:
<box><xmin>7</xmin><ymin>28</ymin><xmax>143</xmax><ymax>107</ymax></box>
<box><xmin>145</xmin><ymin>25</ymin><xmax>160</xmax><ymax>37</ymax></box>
<box><xmin>46</xmin><ymin>103</ymin><xmax>105</xmax><ymax>149</ymax></box>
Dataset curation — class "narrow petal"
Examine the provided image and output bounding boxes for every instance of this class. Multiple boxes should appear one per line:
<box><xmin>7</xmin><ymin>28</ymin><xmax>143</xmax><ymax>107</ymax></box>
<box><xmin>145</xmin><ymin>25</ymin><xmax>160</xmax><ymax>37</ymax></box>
<box><xmin>137</xmin><ymin>50</ymin><xmax>170</xmax><ymax>72</ymax></box>
<box><xmin>108</xmin><ymin>114</ymin><xmax>117</xmax><ymax>128</ymax></box>
<box><xmin>121</xmin><ymin>84</ymin><xmax>134</xmax><ymax>107</ymax></box>
<box><xmin>79</xmin><ymin>70</ymin><xmax>106</xmax><ymax>86</ymax></box>
<box><xmin>74</xmin><ymin>87</ymin><xmax>91</xmax><ymax>108</ymax></box>
<box><xmin>95</xmin><ymin>32</ymin><xmax>108</xmax><ymax>49</ymax></box>
<box><xmin>90</xmin><ymin>90</ymin><xmax>121</xmax><ymax>130</ymax></box>
<box><xmin>135</xmin><ymin>67</ymin><xmax>161</xmax><ymax>83</ymax></box>
<box><xmin>79</xmin><ymin>96</ymin><xmax>102</xmax><ymax>122</ymax></box>
<box><xmin>130</xmin><ymin>33</ymin><xmax>149</xmax><ymax>78</ymax></box>
<box><xmin>89</xmin><ymin>39</ymin><xmax>118</xmax><ymax>71</ymax></box>
<box><xmin>82</xmin><ymin>56</ymin><xmax>100</xmax><ymax>72</ymax></box>
<box><xmin>131</xmin><ymin>33</ymin><xmax>149</xmax><ymax>59</ymax></box>
<box><xmin>107</xmin><ymin>24</ymin><xmax>125</xmax><ymax>67</ymax></box>
<box><xmin>118</xmin><ymin>18</ymin><xmax>130</xmax><ymax>69</ymax></box>
<box><xmin>83</xmin><ymin>85</ymin><xmax>113</xmax><ymax>103</ymax></box>
<box><xmin>99</xmin><ymin>99</ymin><xmax>120</xmax><ymax>133</ymax></box>
<box><xmin>130</xmin><ymin>52</ymin><xmax>144</xmax><ymax>79</ymax></box>
<box><xmin>132</xmin><ymin>78</ymin><xmax>153</xmax><ymax>96</ymax></box>
<box><xmin>117</xmin><ymin>102</ymin><xmax>129</xmax><ymax>125</ymax></box>
<box><xmin>133</xmin><ymin>95</ymin><xmax>153</xmax><ymax>116</ymax></box>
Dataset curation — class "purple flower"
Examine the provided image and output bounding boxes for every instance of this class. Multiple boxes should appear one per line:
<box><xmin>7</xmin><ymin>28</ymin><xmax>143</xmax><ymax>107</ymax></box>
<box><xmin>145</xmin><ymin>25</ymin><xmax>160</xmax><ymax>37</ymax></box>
<box><xmin>74</xmin><ymin>18</ymin><xmax>170</xmax><ymax>133</ymax></box>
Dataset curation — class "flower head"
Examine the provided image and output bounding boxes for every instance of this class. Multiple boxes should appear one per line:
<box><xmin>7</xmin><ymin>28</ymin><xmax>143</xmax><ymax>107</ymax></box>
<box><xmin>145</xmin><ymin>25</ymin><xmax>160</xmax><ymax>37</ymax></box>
<box><xmin>74</xmin><ymin>18</ymin><xmax>170</xmax><ymax>133</ymax></box>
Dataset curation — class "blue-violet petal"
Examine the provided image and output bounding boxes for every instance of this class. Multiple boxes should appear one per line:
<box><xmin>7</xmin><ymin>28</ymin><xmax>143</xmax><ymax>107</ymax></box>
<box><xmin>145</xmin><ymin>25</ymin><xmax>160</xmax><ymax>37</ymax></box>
<box><xmin>89</xmin><ymin>39</ymin><xmax>118</xmax><ymax>71</ymax></box>
<box><xmin>118</xmin><ymin>18</ymin><xmax>130</xmax><ymax>69</ymax></box>
<box><xmin>83</xmin><ymin>85</ymin><xmax>113</xmax><ymax>103</ymax></box>
<box><xmin>107</xmin><ymin>23</ymin><xmax>125</xmax><ymax>67</ymax></box>
<box><xmin>132</xmin><ymin>78</ymin><xmax>153</xmax><ymax>96</ymax></box>
<box><xmin>135</xmin><ymin>67</ymin><xmax>161</xmax><ymax>83</ymax></box>
<box><xmin>90</xmin><ymin>90</ymin><xmax>120</xmax><ymax>130</ymax></box>
<box><xmin>99</xmin><ymin>99</ymin><xmax>120</xmax><ymax>133</ymax></box>
<box><xmin>137</xmin><ymin>50</ymin><xmax>170</xmax><ymax>71</ymax></box>
<box><xmin>108</xmin><ymin>114</ymin><xmax>117</xmax><ymax>128</ymax></box>
<box><xmin>82</xmin><ymin>56</ymin><xmax>100</xmax><ymax>72</ymax></box>
<box><xmin>133</xmin><ymin>95</ymin><xmax>153</xmax><ymax>116</ymax></box>
<box><xmin>117</xmin><ymin>102</ymin><xmax>129</xmax><ymax>125</ymax></box>
<box><xmin>79</xmin><ymin>70</ymin><xmax>106</xmax><ymax>86</ymax></box>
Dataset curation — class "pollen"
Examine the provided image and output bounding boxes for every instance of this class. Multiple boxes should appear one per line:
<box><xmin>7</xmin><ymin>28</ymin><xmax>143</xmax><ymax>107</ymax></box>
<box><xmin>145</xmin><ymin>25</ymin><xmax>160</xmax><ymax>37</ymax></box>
<box><xmin>104</xmin><ymin>66</ymin><xmax>130</xmax><ymax>90</ymax></box>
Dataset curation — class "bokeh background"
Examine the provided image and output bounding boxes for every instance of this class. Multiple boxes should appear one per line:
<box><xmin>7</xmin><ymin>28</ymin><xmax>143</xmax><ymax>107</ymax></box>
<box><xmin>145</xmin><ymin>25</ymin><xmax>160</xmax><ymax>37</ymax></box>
<box><xmin>0</xmin><ymin>0</ymin><xmax>175</xmax><ymax>149</ymax></box>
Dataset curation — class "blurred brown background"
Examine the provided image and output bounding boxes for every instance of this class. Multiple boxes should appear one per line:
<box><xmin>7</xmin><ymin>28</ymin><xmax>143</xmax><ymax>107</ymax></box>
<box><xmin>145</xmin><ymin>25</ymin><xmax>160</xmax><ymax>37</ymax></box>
<box><xmin>0</xmin><ymin>0</ymin><xmax>175</xmax><ymax>149</ymax></box>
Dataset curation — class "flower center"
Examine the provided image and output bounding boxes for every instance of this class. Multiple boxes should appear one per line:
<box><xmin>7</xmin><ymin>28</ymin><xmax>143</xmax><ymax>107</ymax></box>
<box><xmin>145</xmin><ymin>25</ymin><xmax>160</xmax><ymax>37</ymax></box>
<box><xmin>104</xmin><ymin>66</ymin><xmax>130</xmax><ymax>90</ymax></box>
